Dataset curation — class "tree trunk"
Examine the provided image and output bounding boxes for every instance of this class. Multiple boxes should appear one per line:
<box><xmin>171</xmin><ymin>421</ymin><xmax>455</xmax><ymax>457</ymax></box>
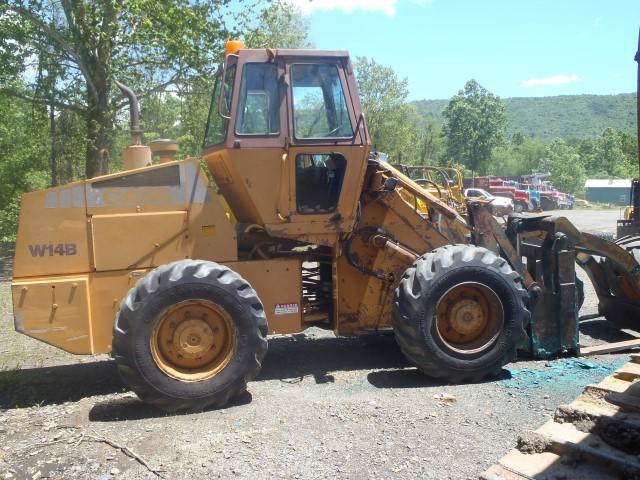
<box><xmin>85</xmin><ymin>79</ymin><xmax>111</xmax><ymax>179</ymax></box>
<box><xmin>49</xmin><ymin>97</ymin><xmax>58</xmax><ymax>186</ymax></box>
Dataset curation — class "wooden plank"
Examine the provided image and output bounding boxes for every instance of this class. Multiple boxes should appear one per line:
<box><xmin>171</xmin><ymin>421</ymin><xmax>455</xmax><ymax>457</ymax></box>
<box><xmin>481</xmin><ymin>356</ymin><xmax>640</xmax><ymax>480</ymax></box>
<box><xmin>580</xmin><ymin>338</ymin><xmax>640</xmax><ymax>356</ymax></box>
<box><xmin>616</xmin><ymin>361</ymin><xmax>640</xmax><ymax>377</ymax></box>
<box><xmin>606</xmin><ymin>391</ymin><xmax>640</xmax><ymax>412</ymax></box>
<box><xmin>480</xmin><ymin>463</ymin><xmax>532</xmax><ymax>480</ymax></box>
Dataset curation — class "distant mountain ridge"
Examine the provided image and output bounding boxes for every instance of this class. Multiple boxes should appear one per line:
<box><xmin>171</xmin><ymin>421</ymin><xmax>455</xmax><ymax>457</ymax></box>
<box><xmin>412</xmin><ymin>93</ymin><xmax>636</xmax><ymax>140</ymax></box>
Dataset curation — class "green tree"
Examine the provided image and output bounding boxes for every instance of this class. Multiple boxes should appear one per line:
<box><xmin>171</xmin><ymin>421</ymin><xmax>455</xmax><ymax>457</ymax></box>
<box><xmin>1</xmin><ymin>0</ymin><xmax>312</xmax><ymax>179</ymax></box>
<box><xmin>419</xmin><ymin>121</ymin><xmax>446</xmax><ymax>166</ymax></box>
<box><xmin>490</xmin><ymin>136</ymin><xmax>546</xmax><ymax>176</ymax></box>
<box><xmin>244</xmin><ymin>1</ymin><xmax>311</xmax><ymax>49</ymax></box>
<box><xmin>0</xmin><ymin>91</ymin><xmax>50</xmax><ymax>239</ymax></box>
<box><xmin>1</xmin><ymin>0</ymin><xmax>242</xmax><ymax>178</ymax></box>
<box><xmin>442</xmin><ymin>79</ymin><xmax>506</xmax><ymax>175</ymax></box>
<box><xmin>578</xmin><ymin>128</ymin><xmax>636</xmax><ymax>178</ymax></box>
<box><xmin>354</xmin><ymin>56</ymin><xmax>424</xmax><ymax>164</ymax></box>
<box><xmin>489</xmin><ymin>146</ymin><xmax>522</xmax><ymax>177</ymax></box>
<box><xmin>542</xmin><ymin>139</ymin><xmax>586</xmax><ymax>194</ymax></box>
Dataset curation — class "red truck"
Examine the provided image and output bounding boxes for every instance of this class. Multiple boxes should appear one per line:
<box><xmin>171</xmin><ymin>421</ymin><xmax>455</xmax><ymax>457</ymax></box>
<box><xmin>538</xmin><ymin>182</ymin><xmax>569</xmax><ymax>210</ymax></box>
<box><xmin>520</xmin><ymin>174</ymin><xmax>571</xmax><ymax>211</ymax></box>
<box><xmin>474</xmin><ymin>177</ymin><xmax>533</xmax><ymax>213</ymax></box>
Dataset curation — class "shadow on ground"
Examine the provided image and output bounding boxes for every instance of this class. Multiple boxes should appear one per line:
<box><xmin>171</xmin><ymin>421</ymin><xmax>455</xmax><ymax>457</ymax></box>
<box><xmin>0</xmin><ymin>334</ymin><xmax>410</xmax><ymax>408</ymax></box>
<box><xmin>87</xmin><ymin>334</ymin><xmax>417</xmax><ymax>421</ymax></box>
<box><xmin>0</xmin><ymin>360</ymin><xmax>124</xmax><ymax>408</ymax></box>
<box><xmin>12</xmin><ymin>316</ymin><xmax>632</xmax><ymax>417</ymax></box>
<box><xmin>1</xmin><ymin>332</ymin><xmax>515</xmax><ymax>422</ymax></box>
<box><xmin>88</xmin><ymin>390</ymin><xmax>254</xmax><ymax>422</ymax></box>
<box><xmin>579</xmin><ymin>318</ymin><xmax>639</xmax><ymax>343</ymax></box>
<box><xmin>257</xmin><ymin>333</ymin><xmax>409</xmax><ymax>381</ymax></box>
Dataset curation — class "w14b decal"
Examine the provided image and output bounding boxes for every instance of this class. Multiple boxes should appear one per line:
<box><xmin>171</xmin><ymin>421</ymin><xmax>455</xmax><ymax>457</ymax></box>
<box><xmin>28</xmin><ymin>243</ymin><xmax>77</xmax><ymax>257</ymax></box>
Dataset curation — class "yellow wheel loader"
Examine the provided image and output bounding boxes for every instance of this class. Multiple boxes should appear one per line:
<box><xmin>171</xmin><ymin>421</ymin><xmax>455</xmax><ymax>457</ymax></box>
<box><xmin>10</xmin><ymin>41</ymin><xmax>640</xmax><ymax>412</ymax></box>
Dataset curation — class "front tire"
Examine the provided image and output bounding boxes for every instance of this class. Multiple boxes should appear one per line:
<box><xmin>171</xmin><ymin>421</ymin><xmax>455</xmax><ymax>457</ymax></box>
<box><xmin>393</xmin><ymin>245</ymin><xmax>530</xmax><ymax>382</ymax></box>
<box><xmin>112</xmin><ymin>260</ymin><xmax>268</xmax><ymax>412</ymax></box>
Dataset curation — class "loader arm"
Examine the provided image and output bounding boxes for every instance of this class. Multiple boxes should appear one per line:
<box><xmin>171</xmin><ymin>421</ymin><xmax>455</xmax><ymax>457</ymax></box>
<box><xmin>469</xmin><ymin>206</ymin><xmax>640</xmax><ymax>357</ymax></box>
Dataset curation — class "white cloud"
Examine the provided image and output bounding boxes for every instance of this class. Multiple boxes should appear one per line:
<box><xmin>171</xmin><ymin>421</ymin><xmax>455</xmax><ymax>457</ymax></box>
<box><xmin>521</xmin><ymin>74</ymin><xmax>582</xmax><ymax>88</ymax></box>
<box><xmin>611</xmin><ymin>72</ymin><xmax>621</xmax><ymax>79</ymax></box>
<box><xmin>285</xmin><ymin>0</ymin><xmax>431</xmax><ymax>17</ymax></box>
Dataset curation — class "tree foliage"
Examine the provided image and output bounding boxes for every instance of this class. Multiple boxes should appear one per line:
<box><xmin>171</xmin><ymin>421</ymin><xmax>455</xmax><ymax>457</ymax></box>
<box><xmin>354</xmin><ymin>56</ymin><xmax>435</xmax><ymax>165</ymax></box>
<box><xmin>0</xmin><ymin>92</ymin><xmax>49</xmax><ymax>239</ymax></box>
<box><xmin>0</xmin><ymin>0</ymin><xmax>246</xmax><ymax>178</ymax></box>
<box><xmin>0</xmin><ymin>0</ymin><xmax>310</xmax><ymax>238</ymax></box>
<box><xmin>542</xmin><ymin>139</ymin><xmax>586</xmax><ymax>194</ymax></box>
<box><xmin>442</xmin><ymin>80</ymin><xmax>506</xmax><ymax>174</ymax></box>
<box><xmin>244</xmin><ymin>0</ymin><xmax>311</xmax><ymax>49</ymax></box>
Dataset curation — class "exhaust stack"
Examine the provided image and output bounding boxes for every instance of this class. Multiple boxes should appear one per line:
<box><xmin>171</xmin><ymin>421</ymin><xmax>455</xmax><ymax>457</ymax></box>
<box><xmin>115</xmin><ymin>80</ymin><xmax>151</xmax><ymax>171</ymax></box>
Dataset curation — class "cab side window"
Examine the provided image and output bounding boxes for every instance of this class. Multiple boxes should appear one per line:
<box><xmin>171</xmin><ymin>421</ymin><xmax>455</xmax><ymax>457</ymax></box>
<box><xmin>236</xmin><ymin>63</ymin><xmax>280</xmax><ymax>135</ymax></box>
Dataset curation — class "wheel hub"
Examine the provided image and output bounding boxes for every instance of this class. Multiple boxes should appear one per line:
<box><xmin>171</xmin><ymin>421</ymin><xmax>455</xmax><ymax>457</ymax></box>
<box><xmin>150</xmin><ymin>300</ymin><xmax>235</xmax><ymax>381</ymax></box>
<box><xmin>435</xmin><ymin>282</ymin><xmax>504</xmax><ymax>356</ymax></box>
<box><xmin>173</xmin><ymin>319</ymin><xmax>215</xmax><ymax>359</ymax></box>
<box><xmin>449</xmin><ymin>299</ymin><xmax>486</xmax><ymax>337</ymax></box>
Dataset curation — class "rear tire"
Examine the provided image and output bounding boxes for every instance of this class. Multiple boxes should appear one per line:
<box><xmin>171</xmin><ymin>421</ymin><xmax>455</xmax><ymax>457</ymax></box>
<box><xmin>600</xmin><ymin>235</ymin><xmax>640</xmax><ymax>328</ymax></box>
<box><xmin>393</xmin><ymin>245</ymin><xmax>530</xmax><ymax>382</ymax></box>
<box><xmin>112</xmin><ymin>260</ymin><xmax>268</xmax><ymax>412</ymax></box>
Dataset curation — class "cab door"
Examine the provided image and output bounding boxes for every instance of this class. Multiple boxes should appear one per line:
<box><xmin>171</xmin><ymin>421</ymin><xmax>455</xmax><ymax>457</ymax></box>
<box><xmin>280</xmin><ymin>60</ymin><xmax>369</xmax><ymax>239</ymax></box>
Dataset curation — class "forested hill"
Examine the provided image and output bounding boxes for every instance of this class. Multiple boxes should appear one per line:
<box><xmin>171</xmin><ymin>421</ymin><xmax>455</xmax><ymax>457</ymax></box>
<box><xmin>413</xmin><ymin>93</ymin><xmax>636</xmax><ymax>140</ymax></box>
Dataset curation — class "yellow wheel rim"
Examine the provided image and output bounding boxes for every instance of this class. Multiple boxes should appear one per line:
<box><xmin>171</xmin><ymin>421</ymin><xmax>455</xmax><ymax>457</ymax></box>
<box><xmin>434</xmin><ymin>282</ymin><xmax>504</xmax><ymax>355</ymax></box>
<box><xmin>150</xmin><ymin>299</ymin><xmax>236</xmax><ymax>381</ymax></box>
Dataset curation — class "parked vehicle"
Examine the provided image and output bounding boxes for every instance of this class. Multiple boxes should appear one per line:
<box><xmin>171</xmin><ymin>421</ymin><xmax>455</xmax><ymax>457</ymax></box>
<box><xmin>474</xmin><ymin>177</ymin><xmax>533</xmax><ymax>213</ymax></box>
<box><xmin>464</xmin><ymin>188</ymin><xmax>514</xmax><ymax>216</ymax></box>
<box><xmin>9</xmin><ymin>39</ymin><xmax>640</xmax><ymax>416</ymax></box>
<box><xmin>521</xmin><ymin>183</ymin><xmax>541</xmax><ymax>209</ymax></box>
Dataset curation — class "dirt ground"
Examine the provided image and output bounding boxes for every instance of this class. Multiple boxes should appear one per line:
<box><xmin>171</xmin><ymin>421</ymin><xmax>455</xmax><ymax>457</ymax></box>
<box><xmin>1</xmin><ymin>208</ymin><xmax>638</xmax><ymax>480</ymax></box>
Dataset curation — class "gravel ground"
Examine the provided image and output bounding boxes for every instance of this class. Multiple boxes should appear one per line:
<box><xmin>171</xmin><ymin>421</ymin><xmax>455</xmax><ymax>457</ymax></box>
<box><xmin>0</xmin><ymin>208</ymin><xmax>637</xmax><ymax>480</ymax></box>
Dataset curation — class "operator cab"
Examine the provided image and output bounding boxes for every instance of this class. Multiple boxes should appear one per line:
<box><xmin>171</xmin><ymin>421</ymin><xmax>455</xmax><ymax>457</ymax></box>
<box><xmin>201</xmin><ymin>41</ymin><xmax>370</xmax><ymax>245</ymax></box>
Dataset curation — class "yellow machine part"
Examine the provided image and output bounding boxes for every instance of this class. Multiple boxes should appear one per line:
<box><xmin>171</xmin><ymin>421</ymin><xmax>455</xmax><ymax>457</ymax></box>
<box><xmin>11</xmin><ymin>158</ymin><xmax>303</xmax><ymax>354</ymax></box>
<box><xmin>336</xmin><ymin>166</ymin><xmax>469</xmax><ymax>333</ymax></box>
<box><xmin>12</xmin><ymin>259</ymin><xmax>302</xmax><ymax>354</ymax></box>
<box><xmin>204</xmin><ymin>145</ymin><xmax>369</xmax><ymax>247</ymax></box>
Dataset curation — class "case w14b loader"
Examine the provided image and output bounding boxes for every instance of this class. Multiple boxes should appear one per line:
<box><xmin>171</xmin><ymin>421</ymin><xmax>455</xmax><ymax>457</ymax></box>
<box><xmin>10</xmin><ymin>40</ymin><xmax>640</xmax><ymax>412</ymax></box>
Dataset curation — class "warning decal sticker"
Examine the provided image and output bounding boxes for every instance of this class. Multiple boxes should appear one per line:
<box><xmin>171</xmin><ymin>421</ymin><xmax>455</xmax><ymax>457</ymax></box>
<box><xmin>275</xmin><ymin>303</ymin><xmax>299</xmax><ymax>315</ymax></box>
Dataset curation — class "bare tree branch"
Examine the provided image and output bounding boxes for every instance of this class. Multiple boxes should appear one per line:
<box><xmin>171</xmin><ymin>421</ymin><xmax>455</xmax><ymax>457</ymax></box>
<box><xmin>11</xmin><ymin>3</ymin><xmax>98</xmax><ymax>101</ymax></box>
<box><xmin>1</xmin><ymin>87</ymin><xmax>85</xmax><ymax>113</ymax></box>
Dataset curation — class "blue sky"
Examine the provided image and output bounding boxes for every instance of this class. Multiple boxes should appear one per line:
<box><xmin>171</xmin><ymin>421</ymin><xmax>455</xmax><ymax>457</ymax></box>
<box><xmin>286</xmin><ymin>0</ymin><xmax>639</xmax><ymax>100</ymax></box>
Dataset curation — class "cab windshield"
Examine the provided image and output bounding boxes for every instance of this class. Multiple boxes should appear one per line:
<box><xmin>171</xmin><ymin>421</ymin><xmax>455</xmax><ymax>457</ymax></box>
<box><xmin>291</xmin><ymin>63</ymin><xmax>354</xmax><ymax>139</ymax></box>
